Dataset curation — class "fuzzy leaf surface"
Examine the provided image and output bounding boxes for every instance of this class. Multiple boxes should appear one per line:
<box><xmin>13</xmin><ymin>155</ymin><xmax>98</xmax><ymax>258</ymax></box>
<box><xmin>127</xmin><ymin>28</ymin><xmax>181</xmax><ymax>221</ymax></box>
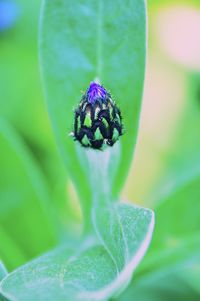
<box><xmin>0</xmin><ymin>203</ymin><xmax>154</xmax><ymax>301</ymax></box>
<box><xmin>40</xmin><ymin>0</ymin><xmax>146</xmax><ymax>220</ymax></box>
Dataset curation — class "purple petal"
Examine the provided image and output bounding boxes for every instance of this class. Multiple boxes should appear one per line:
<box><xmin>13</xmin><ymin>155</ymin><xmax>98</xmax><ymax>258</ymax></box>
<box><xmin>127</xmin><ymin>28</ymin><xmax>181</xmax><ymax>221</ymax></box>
<box><xmin>87</xmin><ymin>82</ymin><xmax>107</xmax><ymax>104</ymax></box>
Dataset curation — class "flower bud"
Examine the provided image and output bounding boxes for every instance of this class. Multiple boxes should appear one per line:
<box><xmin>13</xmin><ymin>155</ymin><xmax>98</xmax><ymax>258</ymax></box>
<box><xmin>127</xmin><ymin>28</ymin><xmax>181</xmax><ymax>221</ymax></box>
<box><xmin>73</xmin><ymin>82</ymin><xmax>123</xmax><ymax>149</ymax></box>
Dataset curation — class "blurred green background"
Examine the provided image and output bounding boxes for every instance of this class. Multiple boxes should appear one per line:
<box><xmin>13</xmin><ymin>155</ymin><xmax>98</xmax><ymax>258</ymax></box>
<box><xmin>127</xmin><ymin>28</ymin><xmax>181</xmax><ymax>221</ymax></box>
<box><xmin>0</xmin><ymin>0</ymin><xmax>200</xmax><ymax>299</ymax></box>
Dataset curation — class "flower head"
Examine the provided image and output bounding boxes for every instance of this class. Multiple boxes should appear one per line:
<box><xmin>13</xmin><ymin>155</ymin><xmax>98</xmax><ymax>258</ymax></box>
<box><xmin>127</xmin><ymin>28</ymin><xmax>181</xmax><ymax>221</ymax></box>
<box><xmin>72</xmin><ymin>81</ymin><xmax>123</xmax><ymax>150</ymax></box>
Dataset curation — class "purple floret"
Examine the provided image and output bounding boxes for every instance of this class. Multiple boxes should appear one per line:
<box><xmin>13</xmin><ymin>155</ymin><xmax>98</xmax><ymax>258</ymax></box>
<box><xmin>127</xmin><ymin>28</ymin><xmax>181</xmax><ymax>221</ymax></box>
<box><xmin>87</xmin><ymin>82</ymin><xmax>107</xmax><ymax>104</ymax></box>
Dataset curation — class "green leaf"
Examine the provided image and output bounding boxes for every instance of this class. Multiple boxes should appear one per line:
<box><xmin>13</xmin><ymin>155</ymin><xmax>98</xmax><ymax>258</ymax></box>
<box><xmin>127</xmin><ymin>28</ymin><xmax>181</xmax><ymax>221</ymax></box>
<box><xmin>117</xmin><ymin>235</ymin><xmax>200</xmax><ymax>301</ymax></box>
<box><xmin>93</xmin><ymin>203</ymin><xmax>154</xmax><ymax>271</ymax></box>
<box><xmin>148</xmin><ymin>0</ymin><xmax>200</xmax><ymax>9</ymax></box>
<box><xmin>0</xmin><ymin>293</ymin><xmax>8</xmax><ymax>301</ymax></box>
<box><xmin>152</xmin><ymin>171</ymin><xmax>200</xmax><ymax>252</ymax></box>
<box><xmin>136</xmin><ymin>234</ymin><xmax>200</xmax><ymax>280</ymax></box>
<box><xmin>40</xmin><ymin>0</ymin><xmax>146</xmax><ymax>224</ymax></box>
<box><xmin>124</xmin><ymin>71</ymin><xmax>200</xmax><ymax>295</ymax></box>
<box><xmin>0</xmin><ymin>262</ymin><xmax>7</xmax><ymax>282</ymax></box>
<box><xmin>133</xmin><ymin>171</ymin><xmax>200</xmax><ymax>282</ymax></box>
<box><xmin>0</xmin><ymin>262</ymin><xmax>8</xmax><ymax>301</ymax></box>
<box><xmin>0</xmin><ymin>1</ymin><xmax>70</xmax><ymax>227</ymax></box>
<box><xmin>0</xmin><ymin>203</ymin><xmax>154</xmax><ymax>301</ymax></box>
<box><xmin>121</xmin><ymin>167</ymin><xmax>200</xmax><ymax>300</ymax></box>
<box><xmin>0</xmin><ymin>0</ymin><xmax>53</xmax><ymax>149</ymax></box>
<box><xmin>180</xmin><ymin>265</ymin><xmax>200</xmax><ymax>295</ymax></box>
<box><xmin>118</xmin><ymin>270</ymin><xmax>200</xmax><ymax>301</ymax></box>
<box><xmin>148</xmin><ymin>74</ymin><xmax>200</xmax><ymax>206</ymax></box>
<box><xmin>0</xmin><ymin>119</ymin><xmax>57</xmax><ymax>269</ymax></box>
<box><xmin>0</xmin><ymin>226</ymin><xmax>27</xmax><ymax>269</ymax></box>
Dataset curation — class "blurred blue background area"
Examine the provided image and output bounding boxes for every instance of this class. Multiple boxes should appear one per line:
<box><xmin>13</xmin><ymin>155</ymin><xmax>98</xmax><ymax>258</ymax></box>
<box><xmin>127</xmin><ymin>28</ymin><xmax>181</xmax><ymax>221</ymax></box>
<box><xmin>0</xmin><ymin>1</ymin><xmax>19</xmax><ymax>31</ymax></box>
